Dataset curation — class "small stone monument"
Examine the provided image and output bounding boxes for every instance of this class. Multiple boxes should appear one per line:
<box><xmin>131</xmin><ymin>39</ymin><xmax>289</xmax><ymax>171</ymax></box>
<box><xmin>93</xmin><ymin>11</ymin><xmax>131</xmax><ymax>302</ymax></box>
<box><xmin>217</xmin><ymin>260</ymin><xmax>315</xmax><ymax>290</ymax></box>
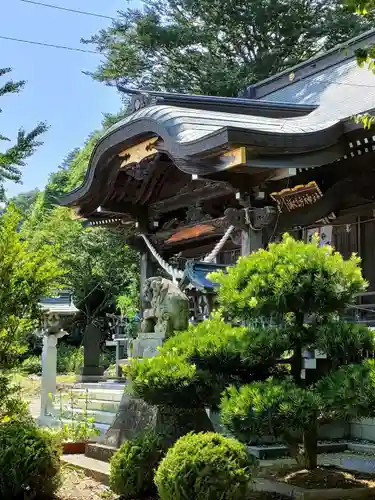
<box><xmin>129</xmin><ymin>276</ymin><xmax>189</xmax><ymax>359</ymax></box>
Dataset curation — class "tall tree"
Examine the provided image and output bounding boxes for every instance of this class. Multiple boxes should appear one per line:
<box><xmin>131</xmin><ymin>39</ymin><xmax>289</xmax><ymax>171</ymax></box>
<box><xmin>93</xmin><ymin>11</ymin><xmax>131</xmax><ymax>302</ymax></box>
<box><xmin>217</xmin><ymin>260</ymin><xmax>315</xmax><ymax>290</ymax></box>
<box><xmin>0</xmin><ymin>68</ymin><xmax>47</xmax><ymax>200</ymax></box>
<box><xmin>0</xmin><ymin>204</ymin><xmax>62</xmax><ymax>369</ymax></box>
<box><xmin>82</xmin><ymin>0</ymin><xmax>374</xmax><ymax>97</ymax></box>
<box><xmin>8</xmin><ymin>188</ymin><xmax>40</xmax><ymax>216</ymax></box>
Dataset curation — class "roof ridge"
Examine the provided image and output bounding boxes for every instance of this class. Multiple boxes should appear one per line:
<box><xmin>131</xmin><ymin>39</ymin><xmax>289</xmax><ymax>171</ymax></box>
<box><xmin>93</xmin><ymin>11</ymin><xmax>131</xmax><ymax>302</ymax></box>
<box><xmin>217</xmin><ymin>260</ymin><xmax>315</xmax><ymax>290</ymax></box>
<box><xmin>252</xmin><ymin>28</ymin><xmax>375</xmax><ymax>99</ymax></box>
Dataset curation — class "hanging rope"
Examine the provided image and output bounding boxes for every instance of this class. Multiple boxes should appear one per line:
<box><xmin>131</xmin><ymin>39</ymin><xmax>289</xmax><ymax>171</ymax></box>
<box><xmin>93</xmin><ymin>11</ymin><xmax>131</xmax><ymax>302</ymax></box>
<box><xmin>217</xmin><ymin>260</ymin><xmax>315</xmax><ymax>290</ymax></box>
<box><xmin>141</xmin><ymin>224</ymin><xmax>234</xmax><ymax>281</ymax></box>
<box><xmin>140</xmin><ymin>234</ymin><xmax>184</xmax><ymax>281</ymax></box>
<box><xmin>203</xmin><ymin>225</ymin><xmax>234</xmax><ymax>263</ymax></box>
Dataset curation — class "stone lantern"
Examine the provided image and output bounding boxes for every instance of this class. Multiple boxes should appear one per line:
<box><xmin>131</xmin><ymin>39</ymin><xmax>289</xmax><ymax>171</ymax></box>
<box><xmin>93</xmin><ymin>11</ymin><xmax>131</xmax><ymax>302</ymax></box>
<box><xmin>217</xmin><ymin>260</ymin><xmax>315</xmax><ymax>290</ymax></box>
<box><xmin>38</xmin><ymin>291</ymin><xmax>79</xmax><ymax>426</ymax></box>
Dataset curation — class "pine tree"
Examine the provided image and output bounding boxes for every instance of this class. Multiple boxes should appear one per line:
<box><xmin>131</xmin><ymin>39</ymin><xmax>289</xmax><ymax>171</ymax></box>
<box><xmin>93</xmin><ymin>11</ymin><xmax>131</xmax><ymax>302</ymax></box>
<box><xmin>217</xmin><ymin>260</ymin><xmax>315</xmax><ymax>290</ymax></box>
<box><xmin>0</xmin><ymin>68</ymin><xmax>48</xmax><ymax>200</ymax></box>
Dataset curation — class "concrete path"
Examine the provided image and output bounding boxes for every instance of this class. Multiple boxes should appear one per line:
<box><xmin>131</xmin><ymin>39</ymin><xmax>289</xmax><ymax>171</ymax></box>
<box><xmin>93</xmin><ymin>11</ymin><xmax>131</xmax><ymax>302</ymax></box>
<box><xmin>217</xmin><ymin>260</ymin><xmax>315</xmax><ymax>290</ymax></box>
<box><xmin>319</xmin><ymin>452</ymin><xmax>375</xmax><ymax>474</ymax></box>
<box><xmin>29</xmin><ymin>397</ymin><xmax>40</xmax><ymax>419</ymax></box>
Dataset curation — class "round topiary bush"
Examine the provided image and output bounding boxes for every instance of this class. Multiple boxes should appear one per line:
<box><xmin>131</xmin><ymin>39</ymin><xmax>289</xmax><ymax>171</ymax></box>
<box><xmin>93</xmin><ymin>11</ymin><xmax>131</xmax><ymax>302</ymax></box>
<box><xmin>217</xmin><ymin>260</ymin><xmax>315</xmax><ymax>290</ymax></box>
<box><xmin>109</xmin><ymin>430</ymin><xmax>165</xmax><ymax>499</ymax></box>
<box><xmin>154</xmin><ymin>432</ymin><xmax>257</xmax><ymax>500</ymax></box>
<box><xmin>0</xmin><ymin>419</ymin><xmax>61</xmax><ymax>498</ymax></box>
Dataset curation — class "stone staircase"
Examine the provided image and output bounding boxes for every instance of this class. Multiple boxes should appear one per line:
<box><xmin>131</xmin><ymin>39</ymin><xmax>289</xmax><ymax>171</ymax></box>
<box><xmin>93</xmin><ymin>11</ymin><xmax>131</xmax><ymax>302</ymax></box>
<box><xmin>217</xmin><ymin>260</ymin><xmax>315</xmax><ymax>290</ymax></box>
<box><xmin>53</xmin><ymin>381</ymin><xmax>125</xmax><ymax>437</ymax></box>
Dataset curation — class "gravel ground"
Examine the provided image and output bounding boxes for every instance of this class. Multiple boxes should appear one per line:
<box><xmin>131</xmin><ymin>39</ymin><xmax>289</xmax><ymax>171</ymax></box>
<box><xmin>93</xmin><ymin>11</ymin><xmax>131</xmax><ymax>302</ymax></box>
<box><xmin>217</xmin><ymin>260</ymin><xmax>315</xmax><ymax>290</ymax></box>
<box><xmin>56</xmin><ymin>468</ymin><xmax>289</xmax><ymax>500</ymax></box>
<box><xmin>56</xmin><ymin>467</ymin><xmax>117</xmax><ymax>500</ymax></box>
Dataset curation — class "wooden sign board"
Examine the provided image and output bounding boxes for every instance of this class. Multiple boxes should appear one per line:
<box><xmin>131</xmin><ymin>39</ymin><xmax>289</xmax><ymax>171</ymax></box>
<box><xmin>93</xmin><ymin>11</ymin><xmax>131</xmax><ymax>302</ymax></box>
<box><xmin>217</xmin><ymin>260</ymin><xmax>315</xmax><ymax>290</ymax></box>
<box><xmin>270</xmin><ymin>181</ymin><xmax>322</xmax><ymax>213</ymax></box>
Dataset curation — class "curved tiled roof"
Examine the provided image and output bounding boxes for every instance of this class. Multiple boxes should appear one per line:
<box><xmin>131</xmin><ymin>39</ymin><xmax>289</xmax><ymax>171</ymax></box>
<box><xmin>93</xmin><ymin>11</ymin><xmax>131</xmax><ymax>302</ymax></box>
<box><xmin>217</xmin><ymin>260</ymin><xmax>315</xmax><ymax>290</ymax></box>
<box><xmin>61</xmin><ymin>31</ymin><xmax>375</xmax><ymax>210</ymax></box>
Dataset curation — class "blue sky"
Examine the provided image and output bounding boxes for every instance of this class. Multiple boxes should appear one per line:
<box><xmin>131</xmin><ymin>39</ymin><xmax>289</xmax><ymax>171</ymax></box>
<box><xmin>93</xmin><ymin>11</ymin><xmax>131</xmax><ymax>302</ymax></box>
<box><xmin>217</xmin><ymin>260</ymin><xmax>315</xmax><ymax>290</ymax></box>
<box><xmin>2</xmin><ymin>0</ymin><xmax>136</xmax><ymax>197</ymax></box>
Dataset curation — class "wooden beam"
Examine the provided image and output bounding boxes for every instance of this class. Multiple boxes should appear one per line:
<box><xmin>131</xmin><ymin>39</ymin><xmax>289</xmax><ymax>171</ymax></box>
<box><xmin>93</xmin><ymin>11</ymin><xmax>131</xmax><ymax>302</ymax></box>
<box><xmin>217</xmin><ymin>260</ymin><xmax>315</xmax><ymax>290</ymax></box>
<box><xmin>150</xmin><ymin>181</ymin><xmax>234</xmax><ymax>214</ymax></box>
<box><xmin>119</xmin><ymin>137</ymin><xmax>159</xmax><ymax>168</ymax></box>
<box><xmin>152</xmin><ymin>217</ymin><xmax>229</xmax><ymax>241</ymax></box>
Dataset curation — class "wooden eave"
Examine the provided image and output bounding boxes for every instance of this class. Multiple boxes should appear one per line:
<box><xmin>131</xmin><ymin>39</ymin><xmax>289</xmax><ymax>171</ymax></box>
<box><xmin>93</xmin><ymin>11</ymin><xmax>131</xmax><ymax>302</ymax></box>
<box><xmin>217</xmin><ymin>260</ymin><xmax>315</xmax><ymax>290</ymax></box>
<box><xmin>59</xmin><ymin>98</ymin><xmax>355</xmax><ymax>219</ymax></box>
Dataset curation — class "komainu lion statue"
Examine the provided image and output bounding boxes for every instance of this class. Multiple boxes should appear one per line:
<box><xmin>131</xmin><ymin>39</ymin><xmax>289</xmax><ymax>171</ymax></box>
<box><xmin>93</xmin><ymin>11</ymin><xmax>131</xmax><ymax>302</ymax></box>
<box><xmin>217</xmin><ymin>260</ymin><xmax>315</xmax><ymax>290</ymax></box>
<box><xmin>141</xmin><ymin>276</ymin><xmax>189</xmax><ymax>338</ymax></box>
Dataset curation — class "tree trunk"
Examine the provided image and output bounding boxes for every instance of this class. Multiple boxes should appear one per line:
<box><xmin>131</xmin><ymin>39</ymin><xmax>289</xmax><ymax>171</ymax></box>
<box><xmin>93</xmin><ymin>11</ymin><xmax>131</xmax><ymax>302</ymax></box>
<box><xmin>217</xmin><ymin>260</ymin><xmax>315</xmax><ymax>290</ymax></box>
<box><xmin>302</xmin><ymin>424</ymin><xmax>318</xmax><ymax>470</ymax></box>
<box><xmin>291</xmin><ymin>313</ymin><xmax>304</xmax><ymax>386</ymax></box>
<box><xmin>291</xmin><ymin>343</ymin><xmax>302</xmax><ymax>385</ymax></box>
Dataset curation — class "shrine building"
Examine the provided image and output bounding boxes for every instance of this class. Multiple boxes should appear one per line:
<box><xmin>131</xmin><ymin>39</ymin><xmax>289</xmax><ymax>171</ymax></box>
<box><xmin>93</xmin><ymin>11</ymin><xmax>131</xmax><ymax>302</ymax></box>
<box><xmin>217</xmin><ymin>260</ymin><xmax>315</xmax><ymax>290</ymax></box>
<box><xmin>61</xmin><ymin>29</ymin><xmax>375</xmax><ymax>322</ymax></box>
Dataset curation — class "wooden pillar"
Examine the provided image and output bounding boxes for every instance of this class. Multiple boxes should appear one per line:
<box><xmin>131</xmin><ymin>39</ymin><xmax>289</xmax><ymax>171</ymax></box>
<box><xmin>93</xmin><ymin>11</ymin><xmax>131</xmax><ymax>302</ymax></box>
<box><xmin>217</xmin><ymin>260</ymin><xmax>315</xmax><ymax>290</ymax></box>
<box><xmin>241</xmin><ymin>227</ymin><xmax>263</xmax><ymax>256</ymax></box>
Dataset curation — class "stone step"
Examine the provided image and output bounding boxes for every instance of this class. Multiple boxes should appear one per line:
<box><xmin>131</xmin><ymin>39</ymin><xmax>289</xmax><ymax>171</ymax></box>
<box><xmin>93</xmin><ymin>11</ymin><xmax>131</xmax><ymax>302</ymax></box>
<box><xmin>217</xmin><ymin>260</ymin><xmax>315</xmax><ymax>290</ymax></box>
<box><xmin>69</xmin><ymin>388</ymin><xmax>124</xmax><ymax>402</ymax></box>
<box><xmin>85</xmin><ymin>443</ymin><xmax>117</xmax><ymax>463</ymax></box>
<box><xmin>61</xmin><ymin>454</ymin><xmax>110</xmax><ymax>485</ymax></box>
<box><xmin>248</xmin><ymin>441</ymin><xmax>349</xmax><ymax>460</ymax></box>
<box><xmin>73</xmin><ymin>382</ymin><xmax>126</xmax><ymax>391</ymax></box>
<box><xmin>54</xmin><ymin>398</ymin><xmax>120</xmax><ymax>413</ymax></box>
<box><xmin>59</xmin><ymin>408</ymin><xmax>116</xmax><ymax>426</ymax></box>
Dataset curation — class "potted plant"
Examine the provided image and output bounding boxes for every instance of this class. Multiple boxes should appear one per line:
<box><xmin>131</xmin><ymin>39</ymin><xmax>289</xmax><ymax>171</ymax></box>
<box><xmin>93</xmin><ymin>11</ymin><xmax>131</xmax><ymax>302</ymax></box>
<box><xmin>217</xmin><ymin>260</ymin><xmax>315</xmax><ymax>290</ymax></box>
<box><xmin>52</xmin><ymin>388</ymin><xmax>100</xmax><ymax>454</ymax></box>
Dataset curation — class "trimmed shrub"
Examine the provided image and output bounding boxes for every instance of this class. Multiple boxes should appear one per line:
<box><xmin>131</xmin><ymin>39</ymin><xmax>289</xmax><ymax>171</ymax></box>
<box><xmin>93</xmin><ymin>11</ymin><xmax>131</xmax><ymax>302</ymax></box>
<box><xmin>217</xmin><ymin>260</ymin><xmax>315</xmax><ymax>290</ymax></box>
<box><xmin>109</xmin><ymin>430</ymin><xmax>165</xmax><ymax>499</ymax></box>
<box><xmin>127</xmin><ymin>353</ymin><xmax>213</xmax><ymax>408</ymax></box>
<box><xmin>0</xmin><ymin>419</ymin><xmax>61</xmax><ymax>498</ymax></box>
<box><xmin>220</xmin><ymin>379</ymin><xmax>321</xmax><ymax>444</ymax></box>
<box><xmin>155</xmin><ymin>432</ymin><xmax>256</xmax><ymax>500</ymax></box>
<box><xmin>21</xmin><ymin>354</ymin><xmax>42</xmax><ymax>375</ymax></box>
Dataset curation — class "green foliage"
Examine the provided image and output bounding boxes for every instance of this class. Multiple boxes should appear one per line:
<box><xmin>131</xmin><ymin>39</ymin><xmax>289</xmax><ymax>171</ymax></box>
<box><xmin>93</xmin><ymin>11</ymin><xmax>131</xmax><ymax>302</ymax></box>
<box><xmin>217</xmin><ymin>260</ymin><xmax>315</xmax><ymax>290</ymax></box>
<box><xmin>0</xmin><ymin>204</ymin><xmax>63</xmax><ymax>369</ymax></box>
<box><xmin>117</xmin><ymin>294</ymin><xmax>138</xmax><ymax>320</ymax></box>
<box><xmin>83</xmin><ymin>0</ymin><xmax>372</xmax><ymax>97</ymax></box>
<box><xmin>56</xmin><ymin>344</ymin><xmax>84</xmax><ymax>374</ymax></box>
<box><xmin>100</xmin><ymin>348</ymin><xmax>116</xmax><ymax>369</ymax></box>
<box><xmin>210</xmin><ymin>234</ymin><xmax>366</xmax><ymax>321</ymax></box>
<box><xmin>317</xmin><ymin>360</ymin><xmax>375</xmax><ymax>420</ymax></box>
<box><xmin>127</xmin><ymin>354</ymin><xmax>211</xmax><ymax>407</ymax></box>
<box><xmin>0</xmin><ymin>68</ymin><xmax>48</xmax><ymax>199</ymax></box>
<box><xmin>209</xmin><ymin>234</ymin><xmax>375</xmax><ymax>469</ymax></box>
<box><xmin>155</xmin><ymin>432</ymin><xmax>256</xmax><ymax>500</ymax></box>
<box><xmin>8</xmin><ymin>188</ymin><xmax>40</xmax><ymax>216</ymax></box>
<box><xmin>21</xmin><ymin>355</ymin><xmax>42</xmax><ymax>375</ymax></box>
<box><xmin>109</xmin><ymin>430</ymin><xmax>165</xmax><ymax>498</ymax></box>
<box><xmin>127</xmin><ymin>313</ymin><xmax>290</xmax><ymax>409</ymax></box>
<box><xmin>22</xmin><ymin>204</ymin><xmax>139</xmax><ymax>327</ymax></box>
<box><xmin>0</xmin><ymin>419</ymin><xmax>61</xmax><ymax>498</ymax></box>
<box><xmin>352</xmin><ymin>112</ymin><xmax>375</xmax><ymax>130</ymax></box>
<box><xmin>345</xmin><ymin>0</ymin><xmax>375</xmax><ymax>14</ymax></box>
<box><xmin>18</xmin><ymin>123</ymin><xmax>140</xmax><ymax>336</ymax></box>
<box><xmin>314</xmin><ymin>320</ymin><xmax>374</xmax><ymax>360</ymax></box>
<box><xmin>162</xmin><ymin>312</ymin><xmax>289</xmax><ymax>380</ymax></box>
<box><xmin>221</xmin><ymin>380</ymin><xmax>322</xmax><ymax>443</ymax></box>
<box><xmin>0</xmin><ymin>373</ymin><xmax>29</xmax><ymax>423</ymax></box>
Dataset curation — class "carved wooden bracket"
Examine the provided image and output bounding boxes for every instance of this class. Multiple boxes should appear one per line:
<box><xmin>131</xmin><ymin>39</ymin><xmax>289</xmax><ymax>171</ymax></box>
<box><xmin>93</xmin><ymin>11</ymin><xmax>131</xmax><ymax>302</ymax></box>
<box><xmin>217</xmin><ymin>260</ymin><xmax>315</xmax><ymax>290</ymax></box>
<box><xmin>224</xmin><ymin>207</ymin><xmax>276</xmax><ymax>232</ymax></box>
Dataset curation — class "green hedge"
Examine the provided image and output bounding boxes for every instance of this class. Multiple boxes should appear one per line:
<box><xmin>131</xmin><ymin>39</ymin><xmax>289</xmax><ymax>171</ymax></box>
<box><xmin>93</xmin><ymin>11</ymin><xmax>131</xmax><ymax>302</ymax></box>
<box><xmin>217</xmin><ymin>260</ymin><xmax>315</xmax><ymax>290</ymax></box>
<box><xmin>109</xmin><ymin>430</ymin><xmax>165</xmax><ymax>499</ymax></box>
<box><xmin>0</xmin><ymin>419</ymin><xmax>61</xmax><ymax>498</ymax></box>
<box><xmin>155</xmin><ymin>432</ymin><xmax>256</xmax><ymax>500</ymax></box>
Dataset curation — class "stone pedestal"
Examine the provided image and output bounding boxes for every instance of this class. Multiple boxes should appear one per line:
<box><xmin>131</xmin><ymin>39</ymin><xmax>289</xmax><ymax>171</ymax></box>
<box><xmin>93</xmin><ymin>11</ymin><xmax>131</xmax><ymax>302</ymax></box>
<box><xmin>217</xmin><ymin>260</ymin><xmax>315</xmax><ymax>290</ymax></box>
<box><xmin>80</xmin><ymin>323</ymin><xmax>104</xmax><ymax>382</ymax></box>
<box><xmin>39</xmin><ymin>330</ymin><xmax>68</xmax><ymax>425</ymax></box>
<box><xmin>129</xmin><ymin>332</ymin><xmax>165</xmax><ymax>359</ymax></box>
<box><xmin>102</xmin><ymin>383</ymin><xmax>213</xmax><ymax>449</ymax></box>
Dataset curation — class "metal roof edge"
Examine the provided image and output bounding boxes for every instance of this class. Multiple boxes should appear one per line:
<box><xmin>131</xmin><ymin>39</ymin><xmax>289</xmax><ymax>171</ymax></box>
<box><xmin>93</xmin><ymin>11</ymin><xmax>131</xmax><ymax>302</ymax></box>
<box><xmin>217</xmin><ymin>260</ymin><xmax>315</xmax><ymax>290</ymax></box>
<box><xmin>253</xmin><ymin>28</ymin><xmax>375</xmax><ymax>99</ymax></box>
<box><xmin>118</xmin><ymin>86</ymin><xmax>317</xmax><ymax>118</ymax></box>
